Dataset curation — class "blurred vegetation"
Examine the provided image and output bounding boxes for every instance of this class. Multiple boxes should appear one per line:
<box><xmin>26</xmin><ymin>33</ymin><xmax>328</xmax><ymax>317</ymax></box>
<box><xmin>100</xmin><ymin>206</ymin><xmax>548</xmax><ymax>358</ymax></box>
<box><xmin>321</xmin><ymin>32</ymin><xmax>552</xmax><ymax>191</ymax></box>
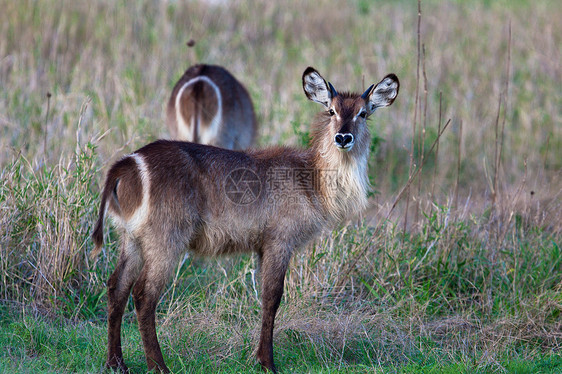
<box><xmin>0</xmin><ymin>0</ymin><xmax>560</xmax><ymax>372</ymax></box>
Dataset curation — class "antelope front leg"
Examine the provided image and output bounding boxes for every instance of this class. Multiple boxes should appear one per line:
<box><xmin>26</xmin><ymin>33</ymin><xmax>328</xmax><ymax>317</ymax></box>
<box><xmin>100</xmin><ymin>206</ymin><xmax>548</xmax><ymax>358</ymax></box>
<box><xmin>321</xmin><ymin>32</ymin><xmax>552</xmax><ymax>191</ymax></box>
<box><xmin>256</xmin><ymin>246</ymin><xmax>291</xmax><ymax>373</ymax></box>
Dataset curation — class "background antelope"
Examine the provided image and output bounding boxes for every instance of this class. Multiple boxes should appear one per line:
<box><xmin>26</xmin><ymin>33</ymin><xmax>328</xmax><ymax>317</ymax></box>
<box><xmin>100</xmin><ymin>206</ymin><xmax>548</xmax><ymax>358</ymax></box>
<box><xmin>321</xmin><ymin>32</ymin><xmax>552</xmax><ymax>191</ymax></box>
<box><xmin>167</xmin><ymin>63</ymin><xmax>257</xmax><ymax>149</ymax></box>
<box><xmin>92</xmin><ymin>66</ymin><xmax>399</xmax><ymax>373</ymax></box>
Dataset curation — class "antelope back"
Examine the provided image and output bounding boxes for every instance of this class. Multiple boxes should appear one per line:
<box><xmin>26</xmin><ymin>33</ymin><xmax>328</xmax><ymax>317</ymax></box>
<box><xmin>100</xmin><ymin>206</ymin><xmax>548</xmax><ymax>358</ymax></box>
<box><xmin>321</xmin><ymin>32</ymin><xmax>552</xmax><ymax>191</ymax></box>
<box><xmin>167</xmin><ymin>64</ymin><xmax>257</xmax><ymax>150</ymax></box>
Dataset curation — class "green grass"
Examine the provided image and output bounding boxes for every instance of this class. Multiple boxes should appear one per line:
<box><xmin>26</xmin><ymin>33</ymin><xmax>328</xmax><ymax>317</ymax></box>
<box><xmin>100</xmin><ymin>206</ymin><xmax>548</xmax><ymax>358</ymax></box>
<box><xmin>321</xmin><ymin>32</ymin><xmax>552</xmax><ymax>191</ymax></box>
<box><xmin>1</xmin><ymin>0</ymin><xmax>561</xmax><ymax>372</ymax></box>
<box><xmin>1</xmin><ymin>201</ymin><xmax>560</xmax><ymax>372</ymax></box>
<box><xmin>1</xmin><ymin>309</ymin><xmax>561</xmax><ymax>373</ymax></box>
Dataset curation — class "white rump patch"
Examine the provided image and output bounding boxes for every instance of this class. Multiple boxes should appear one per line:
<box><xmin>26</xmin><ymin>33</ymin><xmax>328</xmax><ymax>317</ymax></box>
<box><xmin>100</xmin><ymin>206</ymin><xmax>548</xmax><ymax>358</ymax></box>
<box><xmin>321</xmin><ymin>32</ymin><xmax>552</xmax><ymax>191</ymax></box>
<box><xmin>121</xmin><ymin>153</ymin><xmax>151</xmax><ymax>235</ymax></box>
<box><xmin>175</xmin><ymin>76</ymin><xmax>223</xmax><ymax>144</ymax></box>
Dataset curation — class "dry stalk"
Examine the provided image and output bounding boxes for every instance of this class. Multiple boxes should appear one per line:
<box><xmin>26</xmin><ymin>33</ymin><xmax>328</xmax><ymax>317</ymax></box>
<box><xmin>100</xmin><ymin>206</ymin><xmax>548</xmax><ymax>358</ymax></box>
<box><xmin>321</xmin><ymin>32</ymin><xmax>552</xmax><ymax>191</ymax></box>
<box><xmin>43</xmin><ymin>92</ymin><xmax>52</xmax><ymax>156</ymax></box>
<box><xmin>455</xmin><ymin>120</ymin><xmax>463</xmax><ymax>208</ymax></box>
<box><xmin>415</xmin><ymin>44</ymin><xmax>429</xmax><ymax>225</ymax></box>
<box><xmin>492</xmin><ymin>20</ymin><xmax>512</xmax><ymax>214</ymax></box>
<box><xmin>336</xmin><ymin>119</ymin><xmax>451</xmax><ymax>289</ymax></box>
<box><xmin>492</xmin><ymin>92</ymin><xmax>502</xmax><ymax>208</ymax></box>
<box><xmin>404</xmin><ymin>0</ymin><xmax>423</xmax><ymax>234</ymax></box>
<box><xmin>499</xmin><ymin>20</ymin><xmax>511</xmax><ymax>174</ymax></box>
<box><xmin>431</xmin><ymin>92</ymin><xmax>443</xmax><ymax>201</ymax></box>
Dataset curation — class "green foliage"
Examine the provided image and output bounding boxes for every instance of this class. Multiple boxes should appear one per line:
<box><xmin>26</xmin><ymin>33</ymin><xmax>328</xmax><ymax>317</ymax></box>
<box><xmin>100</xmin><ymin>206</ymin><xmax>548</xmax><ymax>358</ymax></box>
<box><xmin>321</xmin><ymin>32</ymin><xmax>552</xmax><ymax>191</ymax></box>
<box><xmin>0</xmin><ymin>0</ymin><xmax>561</xmax><ymax>372</ymax></box>
<box><xmin>367</xmin><ymin>129</ymin><xmax>385</xmax><ymax>196</ymax></box>
<box><xmin>0</xmin><ymin>141</ymin><xmax>106</xmax><ymax>318</ymax></box>
<box><xmin>291</xmin><ymin>120</ymin><xmax>311</xmax><ymax>148</ymax></box>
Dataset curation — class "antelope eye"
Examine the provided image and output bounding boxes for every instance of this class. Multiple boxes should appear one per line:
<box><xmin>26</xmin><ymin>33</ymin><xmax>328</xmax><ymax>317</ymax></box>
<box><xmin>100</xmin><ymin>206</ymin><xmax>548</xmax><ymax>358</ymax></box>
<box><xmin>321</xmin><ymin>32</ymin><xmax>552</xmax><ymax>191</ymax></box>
<box><xmin>328</xmin><ymin>109</ymin><xmax>335</xmax><ymax>116</ymax></box>
<box><xmin>359</xmin><ymin>111</ymin><xmax>367</xmax><ymax>118</ymax></box>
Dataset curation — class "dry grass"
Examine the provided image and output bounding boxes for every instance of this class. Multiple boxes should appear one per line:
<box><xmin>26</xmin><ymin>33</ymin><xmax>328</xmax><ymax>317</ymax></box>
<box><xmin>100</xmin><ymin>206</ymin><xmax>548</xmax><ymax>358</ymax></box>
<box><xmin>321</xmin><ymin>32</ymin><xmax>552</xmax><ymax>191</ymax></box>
<box><xmin>0</xmin><ymin>0</ymin><xmax>561</xmax><ymax>371</ymax></box>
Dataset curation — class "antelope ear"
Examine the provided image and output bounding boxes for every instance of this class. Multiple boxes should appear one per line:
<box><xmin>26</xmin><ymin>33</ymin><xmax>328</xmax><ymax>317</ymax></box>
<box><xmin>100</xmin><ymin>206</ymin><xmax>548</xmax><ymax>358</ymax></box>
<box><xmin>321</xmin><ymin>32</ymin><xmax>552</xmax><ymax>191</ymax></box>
<box><xmin>366</xmin><ymin>73</ymin><xmax>400</xmax><ymax>115</ymax></box>
<box><xmin>302</xmin><ymin>67</ymin><xmax>336</xmax><ymax>109</ymax></box>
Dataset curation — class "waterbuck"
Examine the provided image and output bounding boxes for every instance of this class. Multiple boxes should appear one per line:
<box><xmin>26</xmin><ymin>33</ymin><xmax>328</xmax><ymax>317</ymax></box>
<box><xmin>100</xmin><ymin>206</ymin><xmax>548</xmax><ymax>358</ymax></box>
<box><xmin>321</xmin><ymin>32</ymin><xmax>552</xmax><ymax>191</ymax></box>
<box><xmin>167</xmin><ymin>64</ymin><xmax>257</xmax><ymax>149</ymax></box>
<box><xmin>92</xmin><ymin>66</ymin><xmax>399</xmax><ymax>373</ymax></box>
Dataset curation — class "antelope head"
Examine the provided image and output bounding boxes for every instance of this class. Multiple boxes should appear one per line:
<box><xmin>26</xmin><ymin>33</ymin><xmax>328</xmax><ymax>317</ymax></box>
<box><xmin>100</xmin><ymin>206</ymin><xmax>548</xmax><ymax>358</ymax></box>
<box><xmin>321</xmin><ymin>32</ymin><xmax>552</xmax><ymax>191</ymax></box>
<box><xmin>302</xmin><ymin>67</ymin><xmax>399</xmax><ymax>154</ymax></box>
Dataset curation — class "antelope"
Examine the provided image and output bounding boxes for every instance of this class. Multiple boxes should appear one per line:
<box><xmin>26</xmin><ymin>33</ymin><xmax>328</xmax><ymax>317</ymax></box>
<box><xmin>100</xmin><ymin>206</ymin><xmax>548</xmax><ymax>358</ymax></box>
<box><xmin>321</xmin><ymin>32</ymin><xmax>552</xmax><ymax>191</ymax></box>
<box><xmin>167</xmin><ymin>64</ymin><xmax>257</xmax><ymax>149</ymax></box>
<box><xmin>91</xmin><ymin>66</ymin><xmax>399</xmax><ymax>373</ymax></box>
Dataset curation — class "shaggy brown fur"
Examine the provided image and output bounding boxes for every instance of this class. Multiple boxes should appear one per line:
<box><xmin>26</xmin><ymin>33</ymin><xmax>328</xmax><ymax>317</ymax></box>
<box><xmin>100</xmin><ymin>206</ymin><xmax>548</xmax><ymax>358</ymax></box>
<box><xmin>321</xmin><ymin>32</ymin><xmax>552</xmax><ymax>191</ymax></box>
<box><xmin>92</xmin><ymin>67</ymin><xmax>399</xmax><ymax>373</ymax></box>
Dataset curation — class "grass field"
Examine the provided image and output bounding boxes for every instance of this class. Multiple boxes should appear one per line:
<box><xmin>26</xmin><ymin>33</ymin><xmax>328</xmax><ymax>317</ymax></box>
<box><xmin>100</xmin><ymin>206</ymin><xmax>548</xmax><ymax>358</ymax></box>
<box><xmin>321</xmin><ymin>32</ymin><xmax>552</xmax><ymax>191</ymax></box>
<box><xmin>1</xmin><ymin>0</ymin><xmax>561</xmax><ymax>372</ymax></box>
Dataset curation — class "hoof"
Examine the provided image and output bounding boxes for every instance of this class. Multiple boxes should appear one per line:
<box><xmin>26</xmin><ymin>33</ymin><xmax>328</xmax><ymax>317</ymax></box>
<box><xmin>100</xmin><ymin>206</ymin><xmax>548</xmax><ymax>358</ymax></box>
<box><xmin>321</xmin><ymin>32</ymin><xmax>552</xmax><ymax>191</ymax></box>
<box><xmin>106</xmin><ymin>361</ymin><xmax>129</xmax><ymax>373</ymax></box>
<box><xmin>147</xmin><ymin>362</ymin><xmax>170</xmax><ymax>373</ymax></box>
<box><xmin>257</xmin><ymin>357</ymin><xmax>277</xmax><ymax>373</ymax></box>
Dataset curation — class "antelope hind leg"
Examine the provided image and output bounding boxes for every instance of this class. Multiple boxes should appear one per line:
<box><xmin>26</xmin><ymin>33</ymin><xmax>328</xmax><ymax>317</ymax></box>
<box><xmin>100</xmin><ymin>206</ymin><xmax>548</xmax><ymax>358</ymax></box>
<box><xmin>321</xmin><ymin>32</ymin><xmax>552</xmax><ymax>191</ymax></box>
<box><xmin>106</xmin><ymin>238</ymin><xmax>143</xmax><ymax>372</ymax></box>
<box><xmin>132</xmin><ymin>249</ymin><xmax>181</xmax><ymax>373</ymax></box>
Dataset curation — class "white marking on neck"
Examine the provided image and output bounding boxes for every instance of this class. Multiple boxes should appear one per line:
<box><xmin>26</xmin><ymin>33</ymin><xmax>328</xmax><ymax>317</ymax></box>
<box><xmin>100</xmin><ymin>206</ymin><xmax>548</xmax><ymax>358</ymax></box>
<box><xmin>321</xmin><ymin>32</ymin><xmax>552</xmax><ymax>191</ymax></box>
<box><xmin>337</xmin><ymin>156</ymin><xmax>369</xmax><ymax>214</ymax></box>
<box><xmin>126</xmin><ymin>153</ymin><xmax>150</xmax><ymax>233</ymax></box>
<box><xmin>317</xmin><ymin>139</ymin><xmax>370</xmax><ymax>221</ymax></box>
<box><xmin>174</xmin><ymin>76</ymin><xmax>222</xmax><ymax>144</ymax></box>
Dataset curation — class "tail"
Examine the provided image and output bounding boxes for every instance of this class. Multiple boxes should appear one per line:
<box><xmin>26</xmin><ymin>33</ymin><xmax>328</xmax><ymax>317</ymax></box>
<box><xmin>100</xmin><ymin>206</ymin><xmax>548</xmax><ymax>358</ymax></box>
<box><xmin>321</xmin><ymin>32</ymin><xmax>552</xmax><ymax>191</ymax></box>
<box><xmin>192</xmin><ymin>84</ymin><xmax>201</xmax><ymax>143</ymax></box>
<box><xmin>90</xmin><ymin>172</ymin><xmax>119</xmax><ymax>261</ymax></box>
<box><xmin>185</xmin><ymin>80</ymin><xmax>205</xmax><ymax>144</ymax></box>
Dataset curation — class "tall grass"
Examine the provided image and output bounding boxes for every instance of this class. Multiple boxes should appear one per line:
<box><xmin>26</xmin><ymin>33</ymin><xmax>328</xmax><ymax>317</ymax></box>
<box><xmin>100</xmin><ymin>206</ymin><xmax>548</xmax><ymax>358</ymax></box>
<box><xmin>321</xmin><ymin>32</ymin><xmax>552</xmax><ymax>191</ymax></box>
<box><xmin>0</xmin><ymin>128</ymin><xmax>106</xmax><ymax>318</ymax></box>
<box><xmin>0</xmin><ymin>0</ymin><xmax>561</xmax><ymax>371</ymax></box>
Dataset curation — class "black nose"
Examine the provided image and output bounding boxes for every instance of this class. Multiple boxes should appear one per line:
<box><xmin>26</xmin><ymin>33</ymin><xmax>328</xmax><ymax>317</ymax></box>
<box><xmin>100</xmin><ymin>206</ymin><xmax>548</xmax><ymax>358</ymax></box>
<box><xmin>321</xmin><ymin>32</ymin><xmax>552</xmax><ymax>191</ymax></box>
<box><xmin>335</xmin><ymin>133</ymin><xmax>354</xmax><ymax>147</ymax></box>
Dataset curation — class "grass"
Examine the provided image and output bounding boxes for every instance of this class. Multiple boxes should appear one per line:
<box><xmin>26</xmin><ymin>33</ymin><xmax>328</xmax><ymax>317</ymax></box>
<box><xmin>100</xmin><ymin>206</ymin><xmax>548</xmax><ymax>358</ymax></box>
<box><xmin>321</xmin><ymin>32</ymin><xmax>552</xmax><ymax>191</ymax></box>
<box><xmin>1</xmin><ymin>0</ymin><xmax>561</xmax><ymax>372</ymax></box>
<box><xmin>2</xmin><ymin>307</ymin><xmax>561</xmax><ymax>373</ymax></box>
